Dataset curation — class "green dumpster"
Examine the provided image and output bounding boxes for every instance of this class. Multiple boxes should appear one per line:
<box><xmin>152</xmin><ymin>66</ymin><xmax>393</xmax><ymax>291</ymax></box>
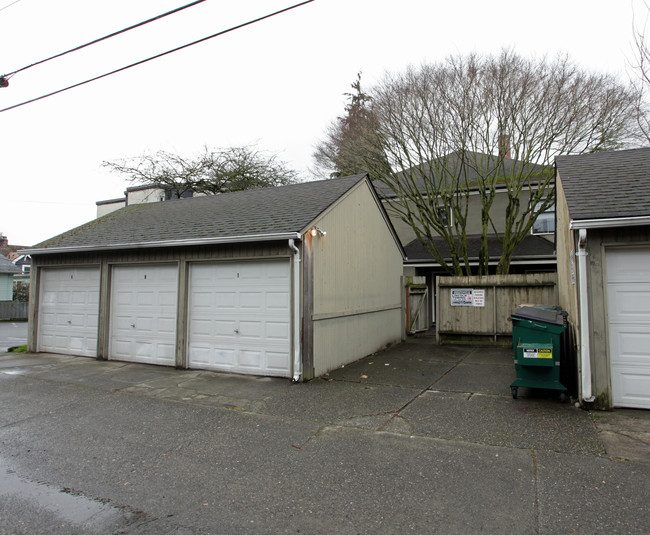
<box><xmin>510</xmin><ymin>306</ymin><xmax>567</xmax><ymax>399</ymax></box>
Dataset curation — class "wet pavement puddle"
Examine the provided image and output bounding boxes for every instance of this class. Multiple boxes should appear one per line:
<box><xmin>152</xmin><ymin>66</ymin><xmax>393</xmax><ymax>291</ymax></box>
<box><xmin>0</xmin><ymin>458</ymin><xmax>135</xmax><ymax>533</ymax></box>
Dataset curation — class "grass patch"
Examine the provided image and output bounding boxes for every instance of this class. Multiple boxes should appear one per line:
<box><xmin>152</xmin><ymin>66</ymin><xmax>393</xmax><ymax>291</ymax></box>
<box><xmin>8</xmin><ymin>345</ymin><xmax>28</xmax><ymax>353</ymax></box>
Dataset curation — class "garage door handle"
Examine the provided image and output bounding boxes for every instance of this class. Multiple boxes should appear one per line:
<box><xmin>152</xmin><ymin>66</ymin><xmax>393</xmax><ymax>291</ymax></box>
<box><xmin>234</xmin><ymin>329</ymin><xmax>239</xmax><ymax>334</ymax></box>
<box><xmin>131</xmin><ymin>323</ymin><xmax>136</xmax><ymax>328</ymax></box>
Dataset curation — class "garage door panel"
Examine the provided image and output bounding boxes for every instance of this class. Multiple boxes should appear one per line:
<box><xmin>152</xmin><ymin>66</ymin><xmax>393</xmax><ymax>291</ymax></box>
<box><xmin>607</xmin><ymin>283</ymin><xmax>650</xmax><ymax>322</ymax></box>
<box><xmin>611</xmin><ymin>366</ymin><xmax>650</xmax><ymax>409</ymax></box>
<box><xmin>609</xmin><ymin>325</ymin><xmax>650</xmax><ymax>365</ymax></box>
<box><xmin>111</xmin><ymin>339</ymin><xmax>130</xmax><ymax>356</ymax></box>
<box><xmin>136</xmin><ymin>292</ymin><xmax>155</xmax><ymax>306</ymax></box>
<box><xmin>240</xmin><ymin>292</ymin><xmax>265</xmax><ymax>309</ymax></box>
<box><xmin>191</xmin><ymin>292</ymin><xmax>213</xmax><ymax>308</ymax></box>
<box><xmin>214</xmin><ymin>319</ymin><xmax>238</xmax><ymax>335</ymax></box>
<box><xmin>157</xmin><ymin>317</ymin><xmax>177</xmax><ymax>334</ymax></box>
<box><xmin>109</xmin><ymin>265</ymin><xmax>178</xmax><ymax>366</ymax></box>
<box><xmin>69</xmin><ymin>313</ymin><xmax>92</xmax><ymax>327</ymax></box>
<box><xmin>267</xmin><ymin>322</ymin><xmax>290</xmax><ymax>340</ymax></box>
<box><xmin>267</xmin><ymin>293</ymin><xmax>290</xmax><ymax>311</ymax></box>
<box><xmin>607</xmin><ymin>248</ymin><xmax>650</xmax><ymax>282</ymax></box>
<box><xmin>214</xmin><ymin>292</ymin><xmax>237</xmax><ymax>310</ymax></box>
<box><xmin>191</xmin><ymin>347</ymin><xmax>236</xmax><ymax>368</ymax></box>
<box><xmin>188</xmin><ymin>260</ymin><xmax>291</xmax><ymax>377</ymax></box>
<box><xmin>606</xmin><ymin>247</ymin><xmax>650</xmax><ymax>409</ymax></box>
<box><xmin>38</xmin><ymin>267</ymin><xmax>100</xmax><ymax>357</ymax></box>
<box><xmin>239</xmin><ymin>350</ymin><xmax>263</xmax><ymax>368</ymax></box>
<box><xmin>267</xmin><ymin>351</ymin><xmax>290</xmax><ymax>371</ymax></box>
<box><xmin>190</xmin><ymin>319</ymin><xmax>212</xmax><ymax>336</ymax></box>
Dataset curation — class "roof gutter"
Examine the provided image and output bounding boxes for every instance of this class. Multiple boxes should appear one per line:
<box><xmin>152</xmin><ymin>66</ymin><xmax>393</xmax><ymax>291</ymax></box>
<box><xmin>23</xmin><ymin>232</ymin><xmax>303</xmax><ymax>255</ymax></box>
<box><xmin>570</xmin><ymin>215</ymin><xmax>650</xmax><ymax>230</ymax></box>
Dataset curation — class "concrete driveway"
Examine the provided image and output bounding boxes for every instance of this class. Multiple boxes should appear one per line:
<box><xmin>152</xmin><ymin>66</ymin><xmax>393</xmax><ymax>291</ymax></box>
<box><xmin>0</xmin><ymin>336</ymin><xmax>648</xmax><ymax>534</ymax></box>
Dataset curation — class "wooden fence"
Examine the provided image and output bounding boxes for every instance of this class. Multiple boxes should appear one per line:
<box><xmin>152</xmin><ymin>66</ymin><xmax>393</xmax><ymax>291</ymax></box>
<box><xmin>405</xmin><ymin>276</ymin><xmax>429</xmax><ymax>334</ymax></box>
<box><xmin>0</xmin><ymin>301</ymin><xmax>28</xmax><ymax>321</ymax></box>
<box><xmin>436</xmin><ymin>273</ymin><xmax>558</xmax><ymax>344</ymax></box>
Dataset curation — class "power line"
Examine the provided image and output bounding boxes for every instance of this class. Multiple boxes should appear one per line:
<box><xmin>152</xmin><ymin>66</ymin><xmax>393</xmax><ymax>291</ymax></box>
<box><xmin>0</xmin><ymin>0</ymin><xmax>314</xmax><ymax>113</ymax></box>
<box><xmin>0</xmin><ymin>0</ymin><xmax>21</xmax><ymax>14</ymax></box>
<box><xmin>1</xmin><ymin>0</ymin><xmax>206</xmax><ymax>82</ymax></box>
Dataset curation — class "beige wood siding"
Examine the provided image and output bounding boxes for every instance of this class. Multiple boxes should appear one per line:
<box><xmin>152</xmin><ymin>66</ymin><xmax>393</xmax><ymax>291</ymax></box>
<box><xmin>555</xmin><ymin>174</ymin><xmax>580</xmax><ymax>332</ymax></box>
<box><xmin>382</xmin><ymin>188</ymin><xmax>535</xmax><ymax>247</ymax></box>
<box><xmin>310</xmin><ymin>181</ymin><xmax>403</xmax><ymax>376</ymax></box>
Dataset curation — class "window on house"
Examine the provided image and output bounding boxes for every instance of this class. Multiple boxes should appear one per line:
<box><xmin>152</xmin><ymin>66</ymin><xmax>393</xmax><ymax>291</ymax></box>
<box><xmin>437</xmin><ymin>206</ymin><xmax>451</xmax><ymax>226</ymax></box>
<box><xmin>532</xmin><ymin>202</ymin><xmax>555</xmax><ymax>234</ymax></box>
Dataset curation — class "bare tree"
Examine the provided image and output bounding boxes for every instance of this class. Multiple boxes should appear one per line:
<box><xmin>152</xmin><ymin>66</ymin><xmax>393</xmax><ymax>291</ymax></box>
<box><xmin>633</xmin><ymin>0</ymin><xmax>650</xmax><ymax>141</ymax></box>
<box><xmin>356</xmin><ymin>51</ymin><xmax>642</xmax><ymax>275</ymax></box>
<box><xmin>103</xmin><ymin>145</ymin><xmax>299</xmax><ymax>197</ymax></box>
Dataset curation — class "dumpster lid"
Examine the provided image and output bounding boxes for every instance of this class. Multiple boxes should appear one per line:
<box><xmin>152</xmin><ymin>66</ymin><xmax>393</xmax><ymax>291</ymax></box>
<box><xmin>511</xmin><ymin>306</ymin><xmax>565</xmax><ymax>326</ymax></box>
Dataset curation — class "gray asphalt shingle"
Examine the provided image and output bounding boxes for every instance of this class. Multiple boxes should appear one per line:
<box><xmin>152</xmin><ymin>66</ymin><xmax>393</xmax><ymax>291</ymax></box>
<box><xmin>404</xmin><ymin>234</ymin><xmax>555</xmax><ymax>263</ymax></box>
<box><xmin>556</xmin><ymin>147</ymin><xmax>650</xmax><ymax>221</ymax></box>
<box><xmin>0</xmin><ymin>254</ymin><xmax>20</xmax><ymax>274</ymax></box>
<box><xmin>32</xmin><ymin>175</ymin><xmax>368</xmax><ymax>251</ymax></box>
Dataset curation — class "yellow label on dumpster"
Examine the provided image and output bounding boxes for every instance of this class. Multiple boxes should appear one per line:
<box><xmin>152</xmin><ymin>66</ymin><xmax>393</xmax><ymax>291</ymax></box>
<box><xmin>523</xmin><ymin>348</ymin><xmax>553</xmax><ymax>359</ymax></box>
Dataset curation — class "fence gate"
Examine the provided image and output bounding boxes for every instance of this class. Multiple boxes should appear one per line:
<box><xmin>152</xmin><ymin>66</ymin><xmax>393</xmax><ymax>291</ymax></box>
<box><xmin>406</xmin><ymin>276</ymin><xmax>429</xmax><ymax>334</ymax></box>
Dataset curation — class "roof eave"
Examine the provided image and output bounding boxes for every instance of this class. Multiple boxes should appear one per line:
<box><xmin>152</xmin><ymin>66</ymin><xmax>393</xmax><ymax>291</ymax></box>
<box><xmin>570</xmin><ymin>215</ymin><xmax>650</xmax><ymax>230</ymax></box>
<box><xmin>403</xmin><ymin>253</ymin><xmax>556</xmax><ymax>267</ymax></box>
<box><xmin>24</xmin><ymin>232</ymin><xmax>303</xmax><ymax>256</ymax></box>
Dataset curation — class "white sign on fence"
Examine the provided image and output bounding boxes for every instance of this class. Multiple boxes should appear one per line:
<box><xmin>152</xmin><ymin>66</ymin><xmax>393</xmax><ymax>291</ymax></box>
<box><xmin>450</xmin><ymin>288</ymin><xmax>485</xmax><ymax>307</ymax></box>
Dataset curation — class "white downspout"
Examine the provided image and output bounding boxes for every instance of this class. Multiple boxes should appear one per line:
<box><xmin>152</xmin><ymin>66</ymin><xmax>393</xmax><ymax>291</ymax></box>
<box><xmin>576</xmin><ymin>228</ymin><xmax>594</xmax><ymax>402</ymax></box>
<box><xmin>288</xmin><ymin>239</ymin><xmax>302</xmax><ymax>382</ymax></box>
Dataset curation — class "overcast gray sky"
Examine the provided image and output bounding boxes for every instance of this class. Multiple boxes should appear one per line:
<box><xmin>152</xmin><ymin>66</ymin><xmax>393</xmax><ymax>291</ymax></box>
<box><xmin>0</xmin><ymin>0</ymin><xmax>645</xmax><ymax>246</ymax></box>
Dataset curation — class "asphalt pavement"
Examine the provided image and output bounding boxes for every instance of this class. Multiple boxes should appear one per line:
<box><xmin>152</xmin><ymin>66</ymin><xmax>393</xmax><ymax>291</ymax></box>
<box><xmin>0</xmin><ymin>336</ymin><xmax>648</xmax><ymax>534</ymax></box>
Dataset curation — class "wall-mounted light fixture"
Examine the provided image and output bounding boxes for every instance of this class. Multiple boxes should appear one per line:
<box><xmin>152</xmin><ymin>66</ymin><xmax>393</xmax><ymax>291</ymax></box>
<box><xmin>309</xmin><ymin>226</ymin><xmax>326</xmax><ymax>237</ymax></box>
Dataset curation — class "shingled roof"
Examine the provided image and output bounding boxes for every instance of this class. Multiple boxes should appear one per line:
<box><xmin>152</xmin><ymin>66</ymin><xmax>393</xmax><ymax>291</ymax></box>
<box><xmin>30</xmin><ymin>174</ymin><xmax>369</xmax><ymax>253</ymax></box>
<box><xmin>556</xmin><ymin>147</ymin><xmax>650</xmax><ymax>221</ymax></box>
<box><xmin>375</xmin><ymin>150</ymin><xmax>550</xmax><ymax>199</ymax></box>
<box><xmin>404</xmin><ymin>234</ymin><xmax>555</xmax><ymax>264</ymax></box>
<box><xmin>0</xmin><ymin>254</ymin><xmax>20</xmax><ymax>274</ymax></box>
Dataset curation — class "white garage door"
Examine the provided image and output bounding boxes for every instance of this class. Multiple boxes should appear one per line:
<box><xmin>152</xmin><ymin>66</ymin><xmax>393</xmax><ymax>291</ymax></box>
<box><xmin>188</xmin><ymin>260</ymin><xmax>291</xmax><ymax>377</ymax></box>
<box><xmin>606</xmin><ymin>247</ymin><xmax>650</xmax><ymax>409</ymax></box>
<box><xmin>38</xmin><ymin>267</ymin><xmax>100</xmax><ymax>357</ymax></box>
<box><xmin>109</xmin><ymin>264</ymin><xmax>178</xmax><ymax>366</ymax></box>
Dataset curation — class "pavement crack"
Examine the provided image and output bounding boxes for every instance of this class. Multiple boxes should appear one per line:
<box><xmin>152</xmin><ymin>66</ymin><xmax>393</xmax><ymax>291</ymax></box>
<box><xmin>392</xmin><ymin>351</ymin><xmax>474</xmax><ymax>418</ymax></box>
<box><xmin>292</xmin><ymin>425</ymin><xmax>328</xmax><ymax>450</ymax></box>
<box><xmin>379</xmin><ymin>413</ymin><xmax>415</xmax><ymax>435</ymax></box>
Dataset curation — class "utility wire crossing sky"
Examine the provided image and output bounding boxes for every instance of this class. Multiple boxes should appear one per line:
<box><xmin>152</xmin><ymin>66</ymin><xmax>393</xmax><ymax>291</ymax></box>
<box><xmin>0</xmin><ymin>0</ymin><xmax>314</xmax><ymax>112</ymax></box>
<box><xmin>0</xmin><ymin>0</ymin><xmax>645</xmax><ymax>246</ymax></box>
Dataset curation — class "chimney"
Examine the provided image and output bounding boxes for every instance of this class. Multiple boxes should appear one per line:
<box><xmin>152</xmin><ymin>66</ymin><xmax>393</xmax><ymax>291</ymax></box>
<box><xmin>0</xmin><ymin>233</ymin><xmax>8</xmax><ymax>247</ymax></box>
<box><xmin>498</xmin><ymin>134</ymin><xmax>511</xmax><ymax>159</ymax></box>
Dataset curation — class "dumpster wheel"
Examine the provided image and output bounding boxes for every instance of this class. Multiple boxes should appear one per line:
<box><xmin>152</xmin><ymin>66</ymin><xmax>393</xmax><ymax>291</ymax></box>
<box><xmin>511</xmin><ymin>386</ymin><xmax>518</xmax><ymax>399</ymax></box>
